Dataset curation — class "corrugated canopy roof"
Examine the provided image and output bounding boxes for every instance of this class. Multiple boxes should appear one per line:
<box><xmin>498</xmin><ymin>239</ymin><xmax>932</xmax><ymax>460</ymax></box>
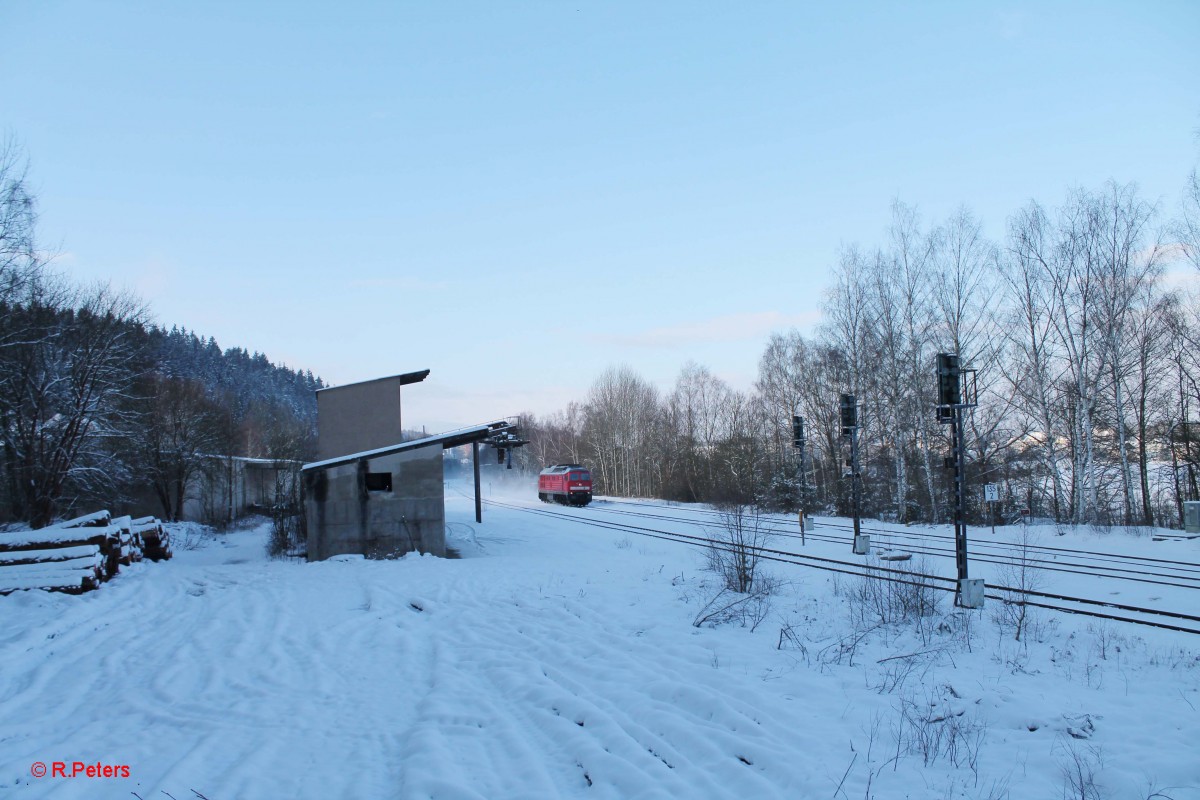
<box><xmin>302</xmin><ymin>420</ymin><xmax>513</xmax><ymax>472</ymax></box>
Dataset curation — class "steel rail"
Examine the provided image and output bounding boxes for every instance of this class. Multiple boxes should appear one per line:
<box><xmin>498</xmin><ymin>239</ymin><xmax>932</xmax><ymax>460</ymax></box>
<box><xmin>605</xmin><ymin>499</ymin><xmax>1200</xmax><ymax>569</ymax></box>
<box><xmin>585</xmin><ymin>501</ymin><xmax>1200</xmax><ymax>584</ymax></box>
<box><xmin>487</xmin><ymin>498</ymin><xmax>1200</xmax><ymax>635</ymax></box>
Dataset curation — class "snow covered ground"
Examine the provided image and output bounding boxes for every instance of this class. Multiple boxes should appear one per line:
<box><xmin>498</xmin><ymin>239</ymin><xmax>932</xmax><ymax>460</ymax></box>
<box><xmin>1</xmin><ymin>485</ymin><xmax>1198</xmax><ymax>799</ymax></box>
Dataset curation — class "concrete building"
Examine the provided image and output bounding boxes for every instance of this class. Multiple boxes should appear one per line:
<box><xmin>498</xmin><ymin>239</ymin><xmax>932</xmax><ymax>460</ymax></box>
<box><xmin>302</xmin><ymin>422</ymin><xmax>516</xmax><ymax>561</ymax></box>
<box><xmin>125</xmin><ymin>455</ymin><xmax>299</xmax><ymax>526</ymax></box>
<box><xmin>302</xmin><ymin>369</ymin><xmax>525</xmax><ymax>562</ymax></box>
<box><xmin>315</xmin><ymin>370</ymin><xmax>429</xmax><ymax>462</ymax></box>
<box><xmin>186</xmin><ymin>456</ymin><xmax>300</xmax><ymax>525</ymax></box>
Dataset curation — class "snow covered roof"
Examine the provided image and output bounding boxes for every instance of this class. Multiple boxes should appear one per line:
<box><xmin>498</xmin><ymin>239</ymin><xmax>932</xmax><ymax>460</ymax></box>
<box><xmin>302</xmin><ymin>420</ymin><xmax>514</xmax><ymax>472</ymax></box>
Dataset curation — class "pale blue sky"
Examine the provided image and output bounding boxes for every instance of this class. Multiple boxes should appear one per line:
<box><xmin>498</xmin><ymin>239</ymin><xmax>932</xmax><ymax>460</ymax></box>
<box><xmin>3</xmin><ymin>1</ymin><xmax>1198</xmax><ymax>430</ymax></box>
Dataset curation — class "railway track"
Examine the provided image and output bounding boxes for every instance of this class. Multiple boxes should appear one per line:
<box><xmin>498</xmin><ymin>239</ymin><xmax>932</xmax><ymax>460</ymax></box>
<box><xmin>482</xmin><ymin>497</ymin><xmax>1200</xmax><ymax>636</ymax></box>
<box><xmin>582</xmin><ymin>499</ymin><xmax>1200</xmax><ymax>592</ymax></box>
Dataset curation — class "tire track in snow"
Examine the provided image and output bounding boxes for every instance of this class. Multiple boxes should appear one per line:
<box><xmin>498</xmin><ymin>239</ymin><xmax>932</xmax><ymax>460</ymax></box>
<box><xmin>3</xmin><ymin>535</ymin><xmax>824</xmax><ymax>798</ymax></box>
<box><xmin>392</xmin><ymin>581</ymin><xmax>820</xmax><ymax>799</ymax></box>
<box><xmin>1</xmin><ymin>559</ymin><xmax>443</xmax><ymax>798</ymax></box>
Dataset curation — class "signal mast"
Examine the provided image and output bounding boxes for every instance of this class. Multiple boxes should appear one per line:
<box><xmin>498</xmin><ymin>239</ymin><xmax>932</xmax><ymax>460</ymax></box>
<box><xmin>791</xmin><ymin>415</ymin><xmax>807</xmax><ymax>546</ymax></box>
<box><xmin>840</xmin><ymin>394</ymin><xmax>869</xmax><ymax>555</ymax></box>
<box><xmin>936</xmin><ymin>353</ymin><xmax>984</xmax><ymax>608</ymax></box>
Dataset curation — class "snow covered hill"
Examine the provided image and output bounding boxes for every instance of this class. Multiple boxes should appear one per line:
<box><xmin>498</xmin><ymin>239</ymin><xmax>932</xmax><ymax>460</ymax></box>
<box><xmin>1</xmin><ymin>488</ymin><xmax>1198</xmax><ymax>799</ymax></box>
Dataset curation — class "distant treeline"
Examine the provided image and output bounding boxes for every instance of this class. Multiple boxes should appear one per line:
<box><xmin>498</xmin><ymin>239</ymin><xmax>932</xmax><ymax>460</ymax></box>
<box><xmin>521</xmin><ymin>173</ymin><xmax>1200</xmax><ymax>530</ymax></box>
<box><xmin>0</xmin><ymin>140</ymin><xmax>321</xmax><ymax>528</ymax></box>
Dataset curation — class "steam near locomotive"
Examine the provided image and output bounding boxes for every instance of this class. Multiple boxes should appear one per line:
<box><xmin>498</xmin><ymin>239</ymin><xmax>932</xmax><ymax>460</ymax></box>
<box><xmin>537</xmin><ymin>464</ymin><xmax>593</xmax><ymax>506</ymax></box>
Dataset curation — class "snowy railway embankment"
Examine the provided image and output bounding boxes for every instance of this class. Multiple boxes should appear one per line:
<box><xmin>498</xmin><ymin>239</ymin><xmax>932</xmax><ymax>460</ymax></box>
<box><xmin>1</xmin><ymin>492</ymin><xmax>1198</xmax><ymax>799</ymax></box>
<box><xmin>496</xmin><ymin>498</ymin><xmax>1200</xmax><ymax>636</ymax></box>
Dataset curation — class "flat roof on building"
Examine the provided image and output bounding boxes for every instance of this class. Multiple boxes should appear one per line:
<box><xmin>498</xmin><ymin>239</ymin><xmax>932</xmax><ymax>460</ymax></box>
<box><xmin>316</xmin><ymin>370</ymin><xmax>430</xmax><ymax>394</ymax></box>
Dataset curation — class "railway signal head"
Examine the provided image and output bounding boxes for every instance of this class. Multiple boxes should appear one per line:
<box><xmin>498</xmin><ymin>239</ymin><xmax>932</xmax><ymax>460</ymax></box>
<box><xmin>936</xmin><ymin>353</ymin><xmax>961</xmax><ymax>423</ymax></box>
<box><xmin>792</xmin><ymin>415</ymin><xmax>805</xmax><ymax>448</ymax></box>
<box><xmin>839</xmin><ymin>394</ymin><xmax>857</xmax><ymax>436</ymax></box>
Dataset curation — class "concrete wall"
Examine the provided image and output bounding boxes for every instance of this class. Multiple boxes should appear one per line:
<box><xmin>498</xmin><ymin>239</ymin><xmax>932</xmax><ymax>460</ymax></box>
<box><xmin>163</xmin><ymin>459</ymin><xmax>296</xmax><ymax>525</ymax></box>
<box><xmin>303</xmin><ymin>444</ymin><xmax>445</xmax><ymax>561</ymax></box>
<box><xmin>316</xmin><ymin>376</ymin><xmax>405</xmax><ymax>461</ymax></box>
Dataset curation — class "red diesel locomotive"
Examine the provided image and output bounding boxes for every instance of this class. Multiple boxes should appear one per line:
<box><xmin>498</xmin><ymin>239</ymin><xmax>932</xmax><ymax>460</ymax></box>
<box><xmin>537</xmin><ymin>464</ymin><xmax>593</xmax><ymax>506</ymax></box>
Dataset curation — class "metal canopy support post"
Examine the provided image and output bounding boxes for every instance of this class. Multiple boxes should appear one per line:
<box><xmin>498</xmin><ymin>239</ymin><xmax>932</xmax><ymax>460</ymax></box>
<box><xmin>472</xmin><ymin>441</ymin><xmax>482</xmax><ymax>524</ymax></box>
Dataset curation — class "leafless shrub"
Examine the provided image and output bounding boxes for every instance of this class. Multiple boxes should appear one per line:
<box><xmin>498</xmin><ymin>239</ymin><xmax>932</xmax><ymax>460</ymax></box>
<box><xmin>268</xmin><ymin>511</ymin><xmax>301</xmax><ymax>558</ymax></box>
<box><xmin>977</xmin><ymin>776</ymin><xmax>1013</xmax><ymax>800</ymax></box>
<box><xmin>1140</xmin><ymin>779</ymin><xmax>1190</xmax><ymax>799</ymax></box>
<box><xmin>816</xmin><ymin>622</ymin><xmax>881</xmax><ymax>669</ymax></box>
<box><xmin>776</xmin><ymin>622</ymin><xmax>810</xmax><ymax>663</ymax></box>
<box><xmin>896</xmin><ymin>686</ymin><xmax>986</xmax><ymax>778</ymax></box>
<box><xmin>1056</xmin><ymin>740</ymin><xmax>1105</xmax><ymax>800</ymax></box>
<box><xmin>937</xmin><ymin>609</ymin><xmax>980</xmax><ymax>653</ymax></box>
<box><xmin>872</xmin><ymin>647</ymin><xmax>944</xmax><ymax>695</ymax></box>
<box><xmin>705</xmin><ymin>503</ymin><xmax>770</xmax><ymax>593</ymax></box>
<box><xmin>1086</xmin><ymin>621</ymin><xmax>1123</xmax><ymax>662</ymax></box>
<box><xmin>693</xmin><ymin>575</ymin><xmax>779</xmax><ymax>631</ymax></box>
<box><xmin>268</xmin><ymin>467</ymin><xmax>303</xmax><ymax>558</ymax></box>
<box><xmin>1147</xmin><ymin>646</ymin><xmax>1200</xmax><ymax>670</ymax></box>
<box><xmin>992</xmin><ymin>525</ymin><xmax>1043</xmax><ymax>642</ymax></box>
<box><xmin>845</xmin><ymin>556</ymin><xmax>942</xmax><ymax>640</ymax></box>
<box><xmin>692</xmin><ymin>504</ymin><xmax>779</xmax><ymax>630</ymax></box>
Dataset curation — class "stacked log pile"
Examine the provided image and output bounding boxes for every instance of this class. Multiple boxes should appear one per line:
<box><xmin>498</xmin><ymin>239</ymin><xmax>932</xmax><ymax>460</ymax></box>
<box><xmin>0</xmin><ymin>545</ymin><xmax>104</xmax><ymax>594</ymax></box>
<box><xmin>0</xmin><ymin>510</ymin><xmax>170</xmax><ymax>595</ymax></box>
<box><xmin>112</xmin><ymin>516</ymin><xmax>141</xmax><ymax>566</ymax></box>
<box><xmin>131</xmin><ymin>516</ymin><xmax>172</xmax><ymax>562</ymax></box>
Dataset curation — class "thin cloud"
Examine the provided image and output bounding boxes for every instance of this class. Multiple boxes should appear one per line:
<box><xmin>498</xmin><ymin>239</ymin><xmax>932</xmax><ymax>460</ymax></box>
<box><xmin>601</xmin><ymin>310</ymin><xmax>821</xmax><ymax>348</ymax></box>
<box><xmin>1150</xmin><ymin>241</ymin><xmax>1191</xmax><ymax>265</ymax></box>
<box><xmin>1161</xmin><ymin>262</ymin><xmax>1200</xmax><ymax>292</ymax></box>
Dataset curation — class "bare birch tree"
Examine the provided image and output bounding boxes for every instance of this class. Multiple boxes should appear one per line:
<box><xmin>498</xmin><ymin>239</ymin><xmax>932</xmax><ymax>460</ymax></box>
<box><xmin>1178</xmin><ymin>168</ymin><xmax>1200</xmax><ymax>271</ymax></box>
<box><xmin>1090</xmin><ymin>182</ymin><xmax>1163</xmax><ymax>524</ymax></box>
<box><xmin>0</xmin><ymin>138</ymin><xmax>42</xmax><ymax>303</ymax></box>
<box><xmin>582</xmin><ymin>365</ymin><xmax>661</xmax><ymax>498</ymax></box>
